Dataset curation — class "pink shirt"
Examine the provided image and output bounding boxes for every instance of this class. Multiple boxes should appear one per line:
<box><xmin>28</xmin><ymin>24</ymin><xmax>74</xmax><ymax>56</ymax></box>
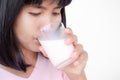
<box><xmin>0</xmin><ymin>54</ymin><xmax>70</xmax><ymax>80</ymax></box>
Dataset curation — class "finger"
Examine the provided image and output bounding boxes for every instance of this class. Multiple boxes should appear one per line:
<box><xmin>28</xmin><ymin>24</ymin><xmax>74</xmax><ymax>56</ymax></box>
<box><xmin>70</xmin><ymin>44</ymin><xmax>83</xmax><ymax>59</ymax></box>
<box><xmin>72</xmin><ymin>51</ymin><xmax>88</xmax><ymax>75</ymax></box>
<box><xmin>73</xmin><ymin>51</ymin><xmax>88</xmax><ymax>66</ymax></box>
<box><xmin>65</xmin><ymin>34</ymin><xmax>78</xmax><ymax>45</ymax></box>
<box><xmin>64</xmin><ymin>28</ymin><xmax>73</xmax><ymax>35</ymax></box>
<box><xmin>64</xmin><ymin>28</ymin><xmax>78</xmax><ymax>46</ymax></box>
<box><xmin>72</xmin><ymin>35</ymin><xmax>78</xmax><ymax>46</ymax></box>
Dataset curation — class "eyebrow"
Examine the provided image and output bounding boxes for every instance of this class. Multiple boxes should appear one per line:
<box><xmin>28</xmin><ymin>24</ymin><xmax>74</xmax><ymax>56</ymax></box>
<box><xmin>32</xmin><ymin>5</ymin><xmax>61</xmax><ymax>9</ymax></box>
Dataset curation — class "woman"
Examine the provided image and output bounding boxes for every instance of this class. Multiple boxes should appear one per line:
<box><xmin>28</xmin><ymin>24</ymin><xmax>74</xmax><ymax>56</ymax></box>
<box><xmin>0</xmin><ymin>0</ymin><xmax>88</xmax><ymax>80</ymax></box>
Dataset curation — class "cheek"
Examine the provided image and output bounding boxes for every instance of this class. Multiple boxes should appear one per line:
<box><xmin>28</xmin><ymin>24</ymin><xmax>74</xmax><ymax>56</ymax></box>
<box><xmin>15</xmin><ymin>12</ymin><xmax>38</xmax><ymax>35</ymax></box>
<box><xmin>53</xmin><ymin>15</ymin><xmax>62</xmax><ymax>23</ymax></box>
<box><xmin>51</xmin><ymin>16</ymin><xmax>62</xmax><ymax>29</ymax></box>
<box><xmin>14</xmin><ymin>17</ymin><xmax>36</xmax><ymax>45</ymax></box>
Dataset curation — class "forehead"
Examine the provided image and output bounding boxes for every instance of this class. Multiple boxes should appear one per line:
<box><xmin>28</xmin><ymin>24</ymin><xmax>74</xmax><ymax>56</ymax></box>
<box><xmin>41</xmin><ymin>0</ymin><xmax>58</xmax><ymax>5</ymax></box>
<box><xmin>24</xmin><ymin>0</ymin><xmax>72</xmax><ymax>8</ymax></box>
<box><xmin>43</xmin><ymin>0</ymin><xmax>58</xmax><ymax>4</ymax></box>
<box><xmin>22</xmin><ymin>0</ymin><xmax>61</xmax><ymax>12</ymax></box>
<box><xmin>29</xmin><ymin>0</ymin><xmax>60</xmax><ymax>8</ymax></box>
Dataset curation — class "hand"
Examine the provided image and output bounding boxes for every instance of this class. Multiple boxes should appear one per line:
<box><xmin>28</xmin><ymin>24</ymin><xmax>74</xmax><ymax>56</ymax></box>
<box><xmin>62</xmin><ymin>28</ymin><xmax>88</xmax><ymax>80</ymax></box>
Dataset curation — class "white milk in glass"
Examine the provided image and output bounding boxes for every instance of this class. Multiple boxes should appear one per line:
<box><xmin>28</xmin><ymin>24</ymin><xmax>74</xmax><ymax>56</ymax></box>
<box><xmin>38</xmin><ymin>23</ymin><xmax>74</xmax><ymax>69</ymax></box>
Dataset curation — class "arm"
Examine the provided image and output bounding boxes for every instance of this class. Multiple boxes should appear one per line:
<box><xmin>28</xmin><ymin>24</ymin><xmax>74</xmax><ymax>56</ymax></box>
<box><xmin>62</xmin><ymin>50</ymin><xmax>88</xmax><ymax>80</ymax></box>
<box><xmin>67</xmin><ymin>71</ymin><xmax>87</xmax><ymax>80</ymax></box>
<box><xmin>79</xmin><ymin>71</ymin><xmax>87</xmax><ymax>80</ymax></box>
<box><xmin>63</xmin><ymin>28</ymin><xmax>88</xmax><ymax>80</ymax></box>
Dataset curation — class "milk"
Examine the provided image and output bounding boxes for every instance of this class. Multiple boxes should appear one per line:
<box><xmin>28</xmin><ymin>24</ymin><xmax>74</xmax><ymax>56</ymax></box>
<box><xmin>40</xmin><ymin>39</ymin><xmax>74</xmax><ymax>69</ymax></box>
<box><xmin>38</xmin><ymin>22</ymin><xmax>74</xmax><ymax>68</ymax></box>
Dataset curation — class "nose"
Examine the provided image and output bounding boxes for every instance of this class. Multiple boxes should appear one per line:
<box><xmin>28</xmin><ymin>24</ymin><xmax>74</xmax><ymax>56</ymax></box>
<box><xmin>42</xmin><ymin>15</ymin><xmax>52</xmax><ymax>26</ymax></box>
<box><xmin>40</xmin><ymin>17</ymin><xmax>57</xmax><ymax>30</ymax></box>
<box><xmin>37</xmin><ymin>14</ymin><xmax>61</xmax><ymax>31</ymax></box>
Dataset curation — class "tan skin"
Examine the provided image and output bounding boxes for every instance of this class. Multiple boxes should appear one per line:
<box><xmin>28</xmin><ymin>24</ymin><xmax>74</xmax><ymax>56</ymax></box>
<box><xmin>0</xmin><ymin>0</ymin><xmax>88</xmax><ymax>80</ymax></box>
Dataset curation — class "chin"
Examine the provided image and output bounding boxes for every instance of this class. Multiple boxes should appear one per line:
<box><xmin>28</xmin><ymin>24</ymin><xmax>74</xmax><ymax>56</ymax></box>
<box><xmin>33</xmin><ymin>48</ymin><xmax>40</xmax><ymax>52</ymax></box>
<box><xmin>30</xmin><ymin>45</ymin><xmax>39</xmax><ymax>52</ymax></box>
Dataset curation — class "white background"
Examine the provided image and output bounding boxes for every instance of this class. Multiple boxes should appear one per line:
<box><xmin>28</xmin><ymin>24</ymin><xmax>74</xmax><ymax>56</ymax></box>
<box><xmin>65</xmin><ymin>0</ymin><xmax>120</xmax><ymax>80</ymax></box>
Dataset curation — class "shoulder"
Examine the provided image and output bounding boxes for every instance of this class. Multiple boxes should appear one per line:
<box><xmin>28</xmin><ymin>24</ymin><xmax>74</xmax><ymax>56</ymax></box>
<box><xmin>38</xmin><ymin>53</ymin><xmax>70</xmax><ymax>80</ymax></box>
<box><xmin>0</xmin><ymin>65</ymin><xmax>14</xmax><ymax>79</ymax></box>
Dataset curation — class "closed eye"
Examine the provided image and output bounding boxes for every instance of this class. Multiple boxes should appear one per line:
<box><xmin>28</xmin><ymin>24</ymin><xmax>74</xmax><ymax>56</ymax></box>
<box><xmin>28</xmin><ymin>12</ymin><xmax>41</xmax><ymax>16</ymax></box>
<box><xmin>52</xmin><ymin>12</ymin><xmax>61</xmax><ymax>16</ymax></box>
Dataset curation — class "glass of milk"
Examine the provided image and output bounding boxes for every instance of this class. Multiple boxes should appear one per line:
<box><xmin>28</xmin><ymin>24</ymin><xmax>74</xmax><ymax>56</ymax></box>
<box><xmin>38</xmin><ymin>22</ymin><xmax>74</xmax><ymax>69</ymax></box>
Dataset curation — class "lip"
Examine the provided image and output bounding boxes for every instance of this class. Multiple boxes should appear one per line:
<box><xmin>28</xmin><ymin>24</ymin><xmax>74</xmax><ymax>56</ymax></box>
<box><xmin>34</xmin><ymin>38</ymin><xmax>39</xmax><ymax>42</ymax></box>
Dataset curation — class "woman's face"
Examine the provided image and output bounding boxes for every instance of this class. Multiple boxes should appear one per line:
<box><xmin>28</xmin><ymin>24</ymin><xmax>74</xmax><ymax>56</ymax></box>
<box><xmin>14</xmin><ymin>0</ymin><xmax>62</xmax><ymax>53</ymax></box>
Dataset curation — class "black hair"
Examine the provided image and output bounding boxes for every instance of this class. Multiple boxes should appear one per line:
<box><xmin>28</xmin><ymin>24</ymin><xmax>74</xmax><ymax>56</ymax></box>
<box><xmin>0</xmin><ymin>0</ymin><xmax>72</xmax><ymax>72</ymax></box>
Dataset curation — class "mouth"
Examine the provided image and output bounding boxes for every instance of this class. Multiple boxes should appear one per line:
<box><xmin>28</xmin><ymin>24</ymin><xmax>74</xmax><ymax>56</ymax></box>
<box><xmin>35</xmin><ymin>38</ymin><xmax>42</xmax><ymax>45</ymax></box>
<box><xmin>34</xmin><ymin>38</ymin><xmax>39</xmax><ymax>42</ymax></box>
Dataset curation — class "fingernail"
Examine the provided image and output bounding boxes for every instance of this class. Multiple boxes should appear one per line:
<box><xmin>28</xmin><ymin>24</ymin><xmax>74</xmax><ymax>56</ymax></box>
<box><xmin>65</xmin><ymin>28</ymin><xmax>69</xmax><ymax>31</ymax></box>
<box><xmin>65</xmin><ymin>28</ymin><xmax>71</xmax><ymax>33</ymax></box>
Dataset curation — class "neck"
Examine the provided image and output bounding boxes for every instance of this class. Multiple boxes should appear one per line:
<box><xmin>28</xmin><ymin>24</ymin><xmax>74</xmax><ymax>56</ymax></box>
<box><xmin>21</xmin><ymin>49</ymin><xmax>38</xmax><ymax>66</ymax></box>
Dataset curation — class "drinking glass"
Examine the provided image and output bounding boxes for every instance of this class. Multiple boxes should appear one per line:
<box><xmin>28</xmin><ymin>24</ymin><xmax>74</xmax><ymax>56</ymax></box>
<box><xmin>38</xmin><ymin>22</ymin><xmax>74</xmax><ymax>69</ymax></box>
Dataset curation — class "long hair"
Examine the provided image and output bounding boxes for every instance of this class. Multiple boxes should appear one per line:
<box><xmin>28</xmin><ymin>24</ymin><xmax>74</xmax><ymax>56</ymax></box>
<box><xmin>0</xmin><ymin>0</ymin><xmax>72</xmax><ymax>72</ymax></box>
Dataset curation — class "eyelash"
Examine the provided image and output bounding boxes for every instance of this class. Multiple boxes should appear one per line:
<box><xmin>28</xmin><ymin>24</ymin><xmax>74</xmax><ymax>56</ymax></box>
<box><xmin>29</xmin><ymin>12</ymin><xmax>41</xmax><ymax>16</ymax></box>
<box><xmin>29</xmin><ymin>12</ymin><xmax>61</xmax><ymax>16</ymax></box>
<box><xmin>52</xmin><ymin>12</ymin><xmax>61</xmax><ymax>16</ymax></box>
